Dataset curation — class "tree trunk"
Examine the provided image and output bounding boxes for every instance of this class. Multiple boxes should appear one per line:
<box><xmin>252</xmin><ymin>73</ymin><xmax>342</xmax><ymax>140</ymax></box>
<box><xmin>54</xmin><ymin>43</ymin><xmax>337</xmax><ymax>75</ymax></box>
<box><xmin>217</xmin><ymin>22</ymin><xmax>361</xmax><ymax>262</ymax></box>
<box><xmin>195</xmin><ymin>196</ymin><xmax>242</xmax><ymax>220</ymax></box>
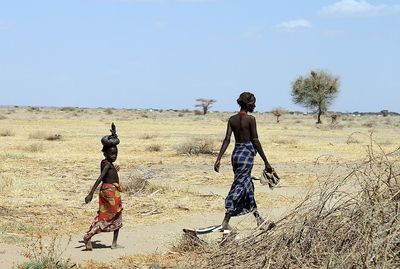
<box><xmin>203</xmin><ymin>106</ymin><xmax>207</xmax><ymax>115</ymax></box>
<box><xmin>317</xmin><ymin>108</ymin><xmax>322</xmax><ymax>124</ymax></box>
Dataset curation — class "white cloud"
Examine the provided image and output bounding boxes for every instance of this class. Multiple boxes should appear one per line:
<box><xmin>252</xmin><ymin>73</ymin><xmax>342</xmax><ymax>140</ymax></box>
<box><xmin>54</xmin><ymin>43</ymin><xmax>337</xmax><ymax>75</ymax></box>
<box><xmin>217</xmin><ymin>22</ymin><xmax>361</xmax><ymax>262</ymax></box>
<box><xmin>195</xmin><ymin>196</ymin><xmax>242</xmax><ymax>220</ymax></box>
<box><xmin>319</xmin><ymin>0</ymin><xmax>400</xmax><ymax>17</ymax></box>
<box><xmin>275</xmin><ymin>19</ymin><xmax>312</xmax><ymax>31</ymax></box>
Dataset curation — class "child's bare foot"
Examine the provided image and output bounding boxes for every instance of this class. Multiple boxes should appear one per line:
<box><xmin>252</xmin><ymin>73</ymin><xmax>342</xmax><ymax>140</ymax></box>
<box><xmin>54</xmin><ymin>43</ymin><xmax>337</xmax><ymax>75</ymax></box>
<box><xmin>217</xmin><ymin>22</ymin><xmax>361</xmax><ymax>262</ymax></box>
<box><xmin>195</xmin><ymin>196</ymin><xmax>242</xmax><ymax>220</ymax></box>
<box><xmin>111</xmin><ymin>244</ymin><xmax>124</xmax><ymax>249</ymax></box>
<box><xmin>84</xmin><ymin>238</ymin><xmax>92</xmax><ymax>251</ymax></box>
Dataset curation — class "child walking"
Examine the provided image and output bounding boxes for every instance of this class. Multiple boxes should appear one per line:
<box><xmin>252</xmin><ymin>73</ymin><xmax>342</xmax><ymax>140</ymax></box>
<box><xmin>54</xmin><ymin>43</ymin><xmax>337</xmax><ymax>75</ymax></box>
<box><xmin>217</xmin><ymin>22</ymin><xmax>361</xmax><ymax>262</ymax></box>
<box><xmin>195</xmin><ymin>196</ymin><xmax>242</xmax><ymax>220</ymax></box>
<box><xmin>83</xmin><ymin>123</ymin><xmax>123</xmax><ymax>250</ymax></box>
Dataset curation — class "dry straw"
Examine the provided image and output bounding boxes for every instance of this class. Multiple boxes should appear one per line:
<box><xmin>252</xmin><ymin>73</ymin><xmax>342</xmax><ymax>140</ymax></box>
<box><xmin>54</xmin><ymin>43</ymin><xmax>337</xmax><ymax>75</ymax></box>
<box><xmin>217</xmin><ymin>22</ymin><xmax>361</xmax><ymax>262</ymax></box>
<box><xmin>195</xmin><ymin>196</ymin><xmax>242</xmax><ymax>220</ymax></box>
<box><xmin>189</xmin><ymin>137</ymin><xmax>400</xmax><ymax>269</ymax></box>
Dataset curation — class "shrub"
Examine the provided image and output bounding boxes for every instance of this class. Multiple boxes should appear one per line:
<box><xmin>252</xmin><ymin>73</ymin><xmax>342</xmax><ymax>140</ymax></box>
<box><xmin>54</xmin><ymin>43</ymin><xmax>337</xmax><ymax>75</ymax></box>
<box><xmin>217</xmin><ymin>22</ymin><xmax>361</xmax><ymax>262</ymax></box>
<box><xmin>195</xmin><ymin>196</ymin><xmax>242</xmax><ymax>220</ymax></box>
<box><xmin>29</xmin><ymin>131</ymin><xmax>62</xmax><ymax>141</ymax></box>
<box><xmin>176</xmin><ymin>138</ymin><xmax>215</xmax><ymax>155</ymax></box>
<box><xmin>60</xmin><ymin>107</ymin><xmax>76</xmax><ymax>112</ymax></box>
<box><xmin>124</xmin><ymin>168</ymin><xmax>163</xmax><ymax>195</ymax></box>
<box><xmin>362</xmin><ymin>122</ymin><xmax>375</xmax><ymax>128</ymax></box>
<box><xmin>46</xmin><ymin>134</ymin><xmax>62</xmax><ymax>141</ymax></box>
<box><xmin>26</xmin><ymin>143</ymin><xmax>44</xmax><ymax>153</ymax></box>
<box><xmin>27</xmin><ymin>107</ymin><xmax>41</xmax><ymax>112</ymax></box>
<box><xmin>0</xmin><ymin>129</ymin><xmax>15</xmax><ymax>137</ymax></box>
<box><xmin>140</xmin><ymin>133</ymin><xmax>156</xmax><ymax>140</ymax></box>
<box><xmin>147</xmin><ymin>144</ymin><xmax>162</xmax><ymax>152</ymax></box>
<box><xmin>104</xmin><ymin>108</ymin><xmax>113</xmax><ymax>114</ymax></box>
<box><xmin>0</xmin><ymin>175</ymin><xmax>13</xmax><ymax>193</ymax></box>
<box><xmin>19</xmin><ymin>236</ymin><xmax>76</xmax><ymax>269</ymax></box>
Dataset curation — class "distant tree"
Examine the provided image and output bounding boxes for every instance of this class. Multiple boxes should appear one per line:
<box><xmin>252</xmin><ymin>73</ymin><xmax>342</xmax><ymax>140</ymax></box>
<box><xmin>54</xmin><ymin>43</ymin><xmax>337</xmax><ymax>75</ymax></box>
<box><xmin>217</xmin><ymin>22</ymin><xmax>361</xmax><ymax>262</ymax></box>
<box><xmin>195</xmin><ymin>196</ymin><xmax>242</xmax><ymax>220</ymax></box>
<box><xmin>271</xmin><ymin>108</ymin><xmax>286</xmax><ymax>123</ymax></box>
<box><xmin>380</xmin><ymin>109</ymin><xmax>389</xmax><ymax>117</ymax></box>
<box><xmin>291</xmin><ymin>70</ymin><xmax>340</xmax><ymax>124</ymax></box>
<box><xmin>331</xmin><ymin>114</ymin><xmax>338</xmax><ymax>124</ymax></box>
<box><xmin>195</xmin><ymin>98</ymin><xmax>216</xmax><ymax>115</ymax></box>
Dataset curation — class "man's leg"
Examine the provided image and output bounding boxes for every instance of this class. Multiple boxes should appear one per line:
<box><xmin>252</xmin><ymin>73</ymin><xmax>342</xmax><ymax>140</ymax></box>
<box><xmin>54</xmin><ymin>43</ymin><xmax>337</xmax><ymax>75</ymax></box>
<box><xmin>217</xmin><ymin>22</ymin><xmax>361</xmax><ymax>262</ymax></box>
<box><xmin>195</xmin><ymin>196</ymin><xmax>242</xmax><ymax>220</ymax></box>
<box><xmin>221</xmin><ymin>213</ymin><xmax>232</xmax><ymax>230</ymax></box>
<box><xmin>253</xmin><ymin>209</ymin><xmax>265</xmax><ymax>226</ymax></box>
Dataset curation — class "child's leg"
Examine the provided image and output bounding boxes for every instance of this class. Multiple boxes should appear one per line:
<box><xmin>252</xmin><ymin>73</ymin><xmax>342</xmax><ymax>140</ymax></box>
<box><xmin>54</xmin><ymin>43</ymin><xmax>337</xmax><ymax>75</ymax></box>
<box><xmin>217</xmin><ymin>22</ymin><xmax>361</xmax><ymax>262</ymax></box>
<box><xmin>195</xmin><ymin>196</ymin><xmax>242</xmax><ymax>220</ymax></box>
<box><xmin>111</xmin><ymin>229</ymin><xmax>124</xmax><ymax>249</ymax></box>
<box><xmin>83</xmin><ymin>234</ymin><xmax>93</xmax><ymax>251</ymax></box>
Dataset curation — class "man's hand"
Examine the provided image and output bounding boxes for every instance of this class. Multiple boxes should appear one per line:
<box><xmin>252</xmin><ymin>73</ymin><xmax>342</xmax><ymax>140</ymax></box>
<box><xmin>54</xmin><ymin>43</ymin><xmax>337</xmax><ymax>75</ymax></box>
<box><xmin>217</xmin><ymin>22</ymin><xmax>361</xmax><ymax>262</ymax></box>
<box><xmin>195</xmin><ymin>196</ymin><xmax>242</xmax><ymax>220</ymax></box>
<box><xmin>114</xmin><ymin>164</ymin><xmax>120</xmax><ymax>172</ymax></box>
<box><xmin>85</xmin><ymin>193</ymin><xmax>93</xmax><ymax>204</ymax></box>
<box><xmin>264</xmin><ymin>163</ymin><xmax>273</xmax><ymax>173</ymax></box>
<box><xmin>214</xmin><ymin>159</ymin><xmax>221</xmax><ymax>172</ymax></box>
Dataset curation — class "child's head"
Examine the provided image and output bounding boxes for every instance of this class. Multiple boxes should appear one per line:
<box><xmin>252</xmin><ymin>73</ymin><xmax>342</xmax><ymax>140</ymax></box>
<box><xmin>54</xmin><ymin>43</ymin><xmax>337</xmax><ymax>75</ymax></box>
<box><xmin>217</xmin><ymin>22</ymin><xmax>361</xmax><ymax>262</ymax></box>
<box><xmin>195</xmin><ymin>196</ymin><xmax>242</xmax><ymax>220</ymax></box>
<box><xmin>102</xmin><ymin>146</ymin><xmax>118</xmax><ymax>162</ymax></box>
<box><xmin>237</xmin><ymin>92</ymin><xmax>256</xmax><ymax>113</ymax></box>
<box><xmin>101</xmin><ymin>122</ymin><xmax>120</xmax><ymax>162</ymax></box>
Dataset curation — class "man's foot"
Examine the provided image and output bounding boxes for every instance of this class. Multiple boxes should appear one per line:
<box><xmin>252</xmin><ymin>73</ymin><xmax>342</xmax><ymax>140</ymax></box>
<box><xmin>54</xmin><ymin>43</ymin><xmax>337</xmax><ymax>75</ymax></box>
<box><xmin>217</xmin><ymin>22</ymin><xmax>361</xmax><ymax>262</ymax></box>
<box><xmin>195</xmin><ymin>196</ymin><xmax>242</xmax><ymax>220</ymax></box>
<box><xmin>111</xmin><ymin>244</ymin><xmax>124</xmax><ymax>249</ymax></box>
<box><xmin>84</xmin><ymin>238</ymin><xmax>92</xmax><ymax>251</ymax></box>
<box><xmin>266</xmin><ymin>221</ymin><xmax>276</xmax><ymax>231</ymax></box>
<box><xmin>256</xmin><ymin>217</ymin><xmax>265</xmax><ymax>227</ymax></box>
<box><xmin>221</xmin><ymin>223</ymin><xmax>232</xmax><ymax>231</ymax></box>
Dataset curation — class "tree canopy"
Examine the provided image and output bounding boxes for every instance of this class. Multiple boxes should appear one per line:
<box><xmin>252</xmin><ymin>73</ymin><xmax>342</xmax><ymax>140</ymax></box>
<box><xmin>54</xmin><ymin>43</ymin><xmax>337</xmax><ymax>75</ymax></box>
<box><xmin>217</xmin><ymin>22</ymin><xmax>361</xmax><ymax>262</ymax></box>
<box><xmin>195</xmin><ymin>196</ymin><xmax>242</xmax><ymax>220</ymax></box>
<box><xmin>291</xmin><ymin>70</ymin><xmax>340</xmax><ymax>124</ymax></box>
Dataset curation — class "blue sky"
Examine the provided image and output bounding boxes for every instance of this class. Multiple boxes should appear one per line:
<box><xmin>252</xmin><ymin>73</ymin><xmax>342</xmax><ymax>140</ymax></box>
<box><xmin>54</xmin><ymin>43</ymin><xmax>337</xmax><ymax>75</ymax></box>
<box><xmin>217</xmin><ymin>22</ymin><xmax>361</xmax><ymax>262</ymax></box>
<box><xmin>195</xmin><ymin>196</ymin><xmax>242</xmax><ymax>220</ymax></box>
<box><xmin>1</xmin><ymin>0</ymin><xmax>399</xmax><ymax>112</ymax></box>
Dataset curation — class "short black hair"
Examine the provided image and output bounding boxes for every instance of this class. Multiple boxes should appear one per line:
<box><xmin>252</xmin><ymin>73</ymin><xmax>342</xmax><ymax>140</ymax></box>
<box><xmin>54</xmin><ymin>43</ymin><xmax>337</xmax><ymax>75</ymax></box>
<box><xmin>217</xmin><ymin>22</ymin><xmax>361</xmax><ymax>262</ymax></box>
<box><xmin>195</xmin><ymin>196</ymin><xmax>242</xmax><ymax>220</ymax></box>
<box><xmin>237</xmin><ymin>92</ymin><xmax>256</xmax><ymax>109</ymax></box>
<box><xmin>102</xmin><ymin>145</ymin><xmax>118</xmax><ymax>153</ymax></box>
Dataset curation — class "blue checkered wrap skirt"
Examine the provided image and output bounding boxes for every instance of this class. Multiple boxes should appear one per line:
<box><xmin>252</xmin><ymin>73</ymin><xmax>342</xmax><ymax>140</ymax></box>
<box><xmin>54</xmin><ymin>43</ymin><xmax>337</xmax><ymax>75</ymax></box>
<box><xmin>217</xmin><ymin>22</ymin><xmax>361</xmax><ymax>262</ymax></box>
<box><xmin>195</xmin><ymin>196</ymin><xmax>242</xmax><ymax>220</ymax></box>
<box><xmin>225</xmin><ymin>141</ymin><xmax>257</xmax><ymax>216</ymax></box>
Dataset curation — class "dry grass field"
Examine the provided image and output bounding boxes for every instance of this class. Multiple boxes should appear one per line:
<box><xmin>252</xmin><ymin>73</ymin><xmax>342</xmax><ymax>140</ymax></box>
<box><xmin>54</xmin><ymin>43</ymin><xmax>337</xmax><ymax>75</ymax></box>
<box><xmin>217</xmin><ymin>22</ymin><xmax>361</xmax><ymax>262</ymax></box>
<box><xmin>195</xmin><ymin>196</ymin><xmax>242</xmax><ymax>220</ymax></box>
<box><xmin>0</xmin><ymin>106</ymin><xmax>399</xmax><ymax>268</ymax></box>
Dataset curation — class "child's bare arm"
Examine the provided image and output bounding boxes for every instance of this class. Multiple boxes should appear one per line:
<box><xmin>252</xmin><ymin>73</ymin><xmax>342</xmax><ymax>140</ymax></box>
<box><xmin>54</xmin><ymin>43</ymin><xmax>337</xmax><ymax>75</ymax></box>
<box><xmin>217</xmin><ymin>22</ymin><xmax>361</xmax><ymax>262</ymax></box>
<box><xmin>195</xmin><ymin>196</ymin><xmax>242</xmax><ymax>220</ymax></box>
<box><xmin>85</xmin><ymin>163</ymin><xmax>111</xmax><ymax>204</ymax></box>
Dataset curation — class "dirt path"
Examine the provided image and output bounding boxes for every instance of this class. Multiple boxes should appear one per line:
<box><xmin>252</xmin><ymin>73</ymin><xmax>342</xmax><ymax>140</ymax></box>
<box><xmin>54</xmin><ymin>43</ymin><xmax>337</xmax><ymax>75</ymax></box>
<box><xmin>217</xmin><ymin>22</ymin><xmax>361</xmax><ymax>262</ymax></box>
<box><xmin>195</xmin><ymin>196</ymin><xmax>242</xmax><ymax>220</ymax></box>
<box><xmin>1</xmin><ymin>164</ymin><xmax>309</xmax><ymax>268</ymax></box>
<box><xmin>1</xmin><ymin>207</ymin><xmax>289</xmax><ymax>269</ymax></box>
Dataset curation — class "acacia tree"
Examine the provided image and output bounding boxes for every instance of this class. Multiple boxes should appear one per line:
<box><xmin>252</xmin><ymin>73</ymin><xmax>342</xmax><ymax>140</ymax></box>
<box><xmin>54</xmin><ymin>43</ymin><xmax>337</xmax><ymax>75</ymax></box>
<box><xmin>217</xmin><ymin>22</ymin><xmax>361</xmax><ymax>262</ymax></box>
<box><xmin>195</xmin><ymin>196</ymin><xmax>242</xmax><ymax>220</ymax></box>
<box><xmin>195</xmin><ymin>98</ymin><xmax>216</xmax><ymax>115</ymax></box>
<box><xmin>291</xmin><ymin>70</ymin><xmax>340</xmax><ymax>124</ymax></box>
<box><xmin>271</xmin><ymin>108</ymin><xmax>285</xmax><ymax>123</ymax></box>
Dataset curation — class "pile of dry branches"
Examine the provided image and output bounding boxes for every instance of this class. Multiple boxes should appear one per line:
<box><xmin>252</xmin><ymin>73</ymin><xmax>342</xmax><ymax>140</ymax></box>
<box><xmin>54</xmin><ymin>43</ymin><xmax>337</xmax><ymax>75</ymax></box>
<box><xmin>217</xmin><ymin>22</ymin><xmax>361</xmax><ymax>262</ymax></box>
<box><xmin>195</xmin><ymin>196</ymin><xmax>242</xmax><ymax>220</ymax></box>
<box><xmin>202</xmin><ymin>145</ymin><xmax>400</xmax><ymax>268</ymax></box>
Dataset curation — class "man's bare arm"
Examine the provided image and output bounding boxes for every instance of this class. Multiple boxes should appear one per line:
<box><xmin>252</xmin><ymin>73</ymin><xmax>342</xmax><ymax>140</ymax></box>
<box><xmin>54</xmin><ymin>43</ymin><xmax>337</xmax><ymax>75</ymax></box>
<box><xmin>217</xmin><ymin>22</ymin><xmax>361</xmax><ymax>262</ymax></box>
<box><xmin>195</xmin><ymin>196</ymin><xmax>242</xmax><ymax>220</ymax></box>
<box><xmin>214</xmin><ymin>121</ymin><xmax>232</xmax><ymax>172</ymax></box>
<box><xmin>250</xmin><ymin>117</ymin><xmax>272</xmax><ymax>172</ymax></box>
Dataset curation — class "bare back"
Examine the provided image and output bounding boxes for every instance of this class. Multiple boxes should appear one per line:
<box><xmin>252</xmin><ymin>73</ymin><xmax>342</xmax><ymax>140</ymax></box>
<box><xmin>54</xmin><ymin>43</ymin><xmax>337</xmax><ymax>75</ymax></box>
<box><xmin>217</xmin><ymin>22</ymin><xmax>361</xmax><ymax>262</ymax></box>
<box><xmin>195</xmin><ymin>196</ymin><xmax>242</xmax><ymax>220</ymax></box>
<box><xmin>229</xmin><ymin>114</ymin><xmax>257</xmax><ymax>143</ymax></box>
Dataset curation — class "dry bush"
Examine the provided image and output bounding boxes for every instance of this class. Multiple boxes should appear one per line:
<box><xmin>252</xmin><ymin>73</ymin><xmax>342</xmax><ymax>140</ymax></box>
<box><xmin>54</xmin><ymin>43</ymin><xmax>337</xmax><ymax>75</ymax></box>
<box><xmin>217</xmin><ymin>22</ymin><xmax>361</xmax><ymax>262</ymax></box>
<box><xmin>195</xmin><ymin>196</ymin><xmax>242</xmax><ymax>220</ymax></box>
<box><xmin>124</xmin><ymin>168</ymin><xmax>164</xmax><ymax>196</ymax></box>
<box><xmin>29</xmin><ymin>131</ymin><xmax>62</xmax><ymax>141</ymax></box>
<box><xmin>140</xmin><ymin>133</ymin><xmax>156</xmax><ymax>140</ymax></box>
<box><xmin>192</xmin><ymin>141</ymin><xmax>400</xmax><ymax>269</ymax></box>
<box><xmin>362</xmin><ymin>122</ymin><xmax>375</xmax><ymax>128</ymax></box>
<box><xmin>27</xmin><ymin>107</ymin><xmax>41</xmax><ymax>112</ymax></box>
<box><xmin>46</xmin><ymin>134</ymin><xmax>62</xmax><ymax>141</ymax></box>
<box><xmin>26</xmin><ymin>143</ymin><xmax>44</xmax><ymax>153</ymax></box>
<box><xmin>60</xmin><ymin>107</ymin><xmax>76</xmax><ymax>112</ymax></box>
<box><xmin>18</xmin><ymin>235</ymin><xmax>76</xmax><ymax>269</ymax></box>
<box><xmin>0</xmin><ymin>114</ymin><xmax>7</xmax><ymax>120</ymax></box>
<box><xmin>175</xmin><ymin>138</ymin><xmax>216</xmax><ymax>155</ymax></box>
<box><xmin>104</xmin><ymin>108</ymin><xmax>113</xmax><ymax>114</ymax></box>
<box><xmin>172</xmin><ymin>234</ymin><xmax>208</xmax><ymax>253</ymax></box>
<box><xmin>147</xmin><ymin>144</ymin><xmax>162</xmax><ymax>152</ymax></box>
<box><xmin>193</xmin><ymin>110</ymin><xmax>203</xmax><ymax>116</ymax></box>
<box><xmin>0</xmin><ymin>129</ymin><xmax>15</xmax><ymax>136</ymax></box>
<box><xmin>0</xmin><ymin>174</ymin><xmax>14</xmax><ymax>193</ymax></box>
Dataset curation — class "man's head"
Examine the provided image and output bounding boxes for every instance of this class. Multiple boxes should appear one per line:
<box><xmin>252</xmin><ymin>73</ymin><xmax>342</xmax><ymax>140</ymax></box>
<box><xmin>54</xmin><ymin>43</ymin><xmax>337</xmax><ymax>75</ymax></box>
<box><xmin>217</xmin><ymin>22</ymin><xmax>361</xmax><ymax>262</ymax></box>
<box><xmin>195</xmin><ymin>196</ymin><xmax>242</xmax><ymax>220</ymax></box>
<box><xmin>237</xmin><ymin>92</ymin><xmax>256</xmax><ymax>113</ymax></box>
<box><xmin>102</xmin><ymin>146</ymin><xmax>118</xmax><ymax>162</ymax></box>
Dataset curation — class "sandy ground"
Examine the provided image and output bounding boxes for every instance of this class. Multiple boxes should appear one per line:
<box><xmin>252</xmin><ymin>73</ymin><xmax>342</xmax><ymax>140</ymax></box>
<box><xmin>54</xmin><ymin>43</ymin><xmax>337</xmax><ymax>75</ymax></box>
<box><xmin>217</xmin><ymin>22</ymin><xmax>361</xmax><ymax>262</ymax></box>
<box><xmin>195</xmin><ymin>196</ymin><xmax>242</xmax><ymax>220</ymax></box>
<box><xmin>1</xmin><ymin>107</ymin><xmax>398</xmax><ymax>268</ymax></box>
<box><xmin>1</xmin><ymin>207</ymin><xmax>289</xmax><ymax>269</ymax></box>
<box><xmin>1</xmin><ymin>182</ymin><xmax>301</xmax><ymax>269</ymax></box>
